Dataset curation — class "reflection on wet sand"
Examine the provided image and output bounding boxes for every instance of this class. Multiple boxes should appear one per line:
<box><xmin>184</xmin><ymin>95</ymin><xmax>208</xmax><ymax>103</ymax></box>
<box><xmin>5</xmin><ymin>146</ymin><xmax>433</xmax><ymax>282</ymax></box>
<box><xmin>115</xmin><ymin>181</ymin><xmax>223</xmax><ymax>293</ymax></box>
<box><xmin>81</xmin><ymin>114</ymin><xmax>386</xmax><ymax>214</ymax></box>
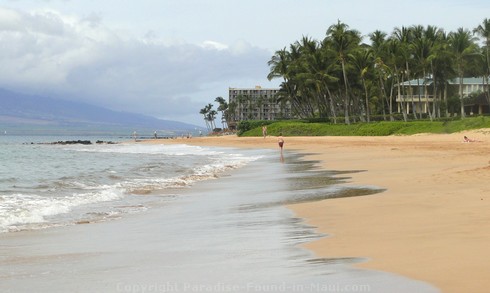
<box><xmin>0</xmin><ymin>150</ymin><xmax>437</xmax><ymax>293</ymax></box>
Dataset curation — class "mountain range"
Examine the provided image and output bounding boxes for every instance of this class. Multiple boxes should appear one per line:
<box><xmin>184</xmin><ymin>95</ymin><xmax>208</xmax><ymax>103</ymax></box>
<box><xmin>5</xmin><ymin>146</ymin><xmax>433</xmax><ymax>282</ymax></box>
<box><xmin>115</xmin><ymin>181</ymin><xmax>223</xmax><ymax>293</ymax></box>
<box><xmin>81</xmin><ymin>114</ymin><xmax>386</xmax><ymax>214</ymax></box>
<box><xmin>0</xmin><ymin>88</ymin><xmax>203</xmax><ymax>136</ymax></box>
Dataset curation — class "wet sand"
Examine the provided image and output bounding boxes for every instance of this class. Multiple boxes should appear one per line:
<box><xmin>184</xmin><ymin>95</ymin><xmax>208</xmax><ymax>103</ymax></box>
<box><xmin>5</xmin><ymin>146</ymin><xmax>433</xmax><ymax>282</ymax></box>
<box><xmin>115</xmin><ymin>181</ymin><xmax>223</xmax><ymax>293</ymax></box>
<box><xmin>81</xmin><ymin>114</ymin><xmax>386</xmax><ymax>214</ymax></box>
<box><xmin>145</xmin><ymin>130</ymin><xmax>490</xmax><ymax>293</ymax></box>
<box><xmin>0</xmin><ymin>143</ymin><xmax>439</xmax><ymax>292</ymax></box>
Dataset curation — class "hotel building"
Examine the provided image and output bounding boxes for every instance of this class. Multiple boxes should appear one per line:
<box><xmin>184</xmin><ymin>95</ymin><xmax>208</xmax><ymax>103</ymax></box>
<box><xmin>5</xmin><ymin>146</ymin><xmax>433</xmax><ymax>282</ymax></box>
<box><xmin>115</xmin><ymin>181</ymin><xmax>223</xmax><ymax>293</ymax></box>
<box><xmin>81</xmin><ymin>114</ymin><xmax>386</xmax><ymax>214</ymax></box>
<box><xmin>228</xmin><ymin>86</ymin><xmax>292</xmax><ymax>122</ymax></box>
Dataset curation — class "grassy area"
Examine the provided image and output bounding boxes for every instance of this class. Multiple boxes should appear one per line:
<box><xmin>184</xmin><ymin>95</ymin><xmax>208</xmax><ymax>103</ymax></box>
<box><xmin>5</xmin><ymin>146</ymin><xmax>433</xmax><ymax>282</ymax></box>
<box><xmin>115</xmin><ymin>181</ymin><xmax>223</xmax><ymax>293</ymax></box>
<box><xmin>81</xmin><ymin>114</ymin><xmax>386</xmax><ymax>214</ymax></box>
<box><xmin>238</xmin><ymin>116</ymin><xmax>490</xmax><ymax>137</ymax></box>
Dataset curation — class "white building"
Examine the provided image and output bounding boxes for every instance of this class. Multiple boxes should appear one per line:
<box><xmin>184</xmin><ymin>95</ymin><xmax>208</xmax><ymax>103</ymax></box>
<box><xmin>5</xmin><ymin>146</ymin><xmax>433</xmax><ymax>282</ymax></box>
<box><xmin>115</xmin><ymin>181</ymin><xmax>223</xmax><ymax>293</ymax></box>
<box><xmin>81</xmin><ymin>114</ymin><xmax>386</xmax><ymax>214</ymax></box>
<box><xmin>396</xmin><ymin>77</ymin><xmax>489</xmax><ymax>115</ymax></box>
<box><xmin>228</xmin><ymin>86</ymin><xmax>292</xmax><ymax>122</ymax></box>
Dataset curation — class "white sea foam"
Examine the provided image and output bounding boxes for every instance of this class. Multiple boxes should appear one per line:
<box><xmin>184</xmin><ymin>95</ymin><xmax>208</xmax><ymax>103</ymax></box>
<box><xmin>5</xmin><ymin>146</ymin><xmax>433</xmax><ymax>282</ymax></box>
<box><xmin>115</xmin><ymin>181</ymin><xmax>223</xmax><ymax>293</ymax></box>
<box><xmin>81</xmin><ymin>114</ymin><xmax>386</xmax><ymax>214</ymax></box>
<box><xmin>193</xmin><ymin>154</ymin><xmax>262</xmax><ymax>177</ymax></box>
<box><xmin>70</xmin><ymin>143</ymin><xmax>221</xmax><ymax>156</ymax></box>
<box><xmin>0</xmin><ymin>187</ymin><xmax>125</xmax><ymax>233</ymax></box>
<box><xmin>1</xmin><ymin>139</ymin><xmax>263</xmax><ymax>233</ymax></box>
<box><xmin>121</xmin><ymin>153</ymin><xmax>262</xmax><ymax>192</ymax></box>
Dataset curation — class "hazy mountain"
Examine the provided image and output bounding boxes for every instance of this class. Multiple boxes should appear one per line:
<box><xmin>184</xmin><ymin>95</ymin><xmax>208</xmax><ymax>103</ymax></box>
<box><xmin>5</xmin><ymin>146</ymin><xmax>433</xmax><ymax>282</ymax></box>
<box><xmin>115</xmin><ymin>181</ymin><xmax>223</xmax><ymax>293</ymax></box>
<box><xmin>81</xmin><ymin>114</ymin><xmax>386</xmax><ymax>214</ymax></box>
<box><xmin>0</xmin><ymin>88</ymin><xmax>203</xmax><ymax>136</ymax></box>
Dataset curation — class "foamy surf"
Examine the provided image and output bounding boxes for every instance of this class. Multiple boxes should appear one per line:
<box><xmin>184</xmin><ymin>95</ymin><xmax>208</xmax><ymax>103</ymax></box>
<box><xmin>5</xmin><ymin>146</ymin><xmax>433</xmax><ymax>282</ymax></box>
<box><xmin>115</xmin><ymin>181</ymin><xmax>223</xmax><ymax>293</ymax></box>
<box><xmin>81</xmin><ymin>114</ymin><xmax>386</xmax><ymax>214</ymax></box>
<box><xmin>0</xmin><ymin>138</ymin><xmax>261</xmax><ymax>233</ymax></box>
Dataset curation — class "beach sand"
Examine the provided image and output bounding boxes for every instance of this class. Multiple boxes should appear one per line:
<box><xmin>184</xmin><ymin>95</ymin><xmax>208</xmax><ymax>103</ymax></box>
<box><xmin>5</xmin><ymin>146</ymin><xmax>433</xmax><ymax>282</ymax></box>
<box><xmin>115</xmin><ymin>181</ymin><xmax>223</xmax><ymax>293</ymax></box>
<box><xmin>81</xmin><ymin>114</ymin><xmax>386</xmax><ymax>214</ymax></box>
<box><xmin>1</xmin><ymin>144</ymin><xmax>437</xmax><ymax>293</ymax></box>
<box><xmin>146</xmin><ymin>130</ymin><xmax>490</xmax><ymax>293</ymax></box>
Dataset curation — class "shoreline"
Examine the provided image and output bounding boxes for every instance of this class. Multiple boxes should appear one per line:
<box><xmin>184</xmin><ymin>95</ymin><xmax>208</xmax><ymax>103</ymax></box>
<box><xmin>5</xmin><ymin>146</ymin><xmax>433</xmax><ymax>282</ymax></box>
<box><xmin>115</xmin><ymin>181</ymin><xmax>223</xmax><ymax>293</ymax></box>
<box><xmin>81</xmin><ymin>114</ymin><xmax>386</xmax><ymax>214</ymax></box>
<box><xmin>141</xmin><ymin>130</ymin><xmax>490</xmax><ymax>293</ymax></box>
<box><xmin>1</xmin><ymin>142</ymin><xmax>437</xmax><ymax>293</ymax></box>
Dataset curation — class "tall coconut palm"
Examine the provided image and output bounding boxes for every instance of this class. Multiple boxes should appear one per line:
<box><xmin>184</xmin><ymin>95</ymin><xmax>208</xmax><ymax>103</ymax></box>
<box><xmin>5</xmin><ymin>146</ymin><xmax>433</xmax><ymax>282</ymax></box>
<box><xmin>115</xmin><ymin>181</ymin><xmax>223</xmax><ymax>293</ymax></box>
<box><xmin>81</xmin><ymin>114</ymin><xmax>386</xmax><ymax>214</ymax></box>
<box><xmin>423</xmin><ymin>25</ymin><xmax>446</xmax><ymax>119</ymax></box>
<box><xmin>267</xmin><ymin>48</ymin><xmax>291</xmax><ymax>82</ymax></box>
<box><xmin>325</xmin><ymin>20</ymin><xmax>361</xmax><ymax>124</ymax></box>
<box><xmin>410</xmin><ymin>25</ymin><xmax>436</xmax><ymax>120</ymax></box>
<box><xmin>307</xmin><ymin>42</ymin><xmax>340</xmax><ymax>122</ymax></box>
<box><xmin>474</xmin><ymin>18</ymin><xmax>490</xmax><ymax>103</ymax></box>
<box><xmin>349</xmin><ymin>47</ymin><xmax>374</xmax><ymax>122</ymax></box>
<box><xmin>448</xmin><ymin>28</ymin><xmax>479</xmax><ymax>117</ymax></box>
<box><xmin>385</xmin><ymin>35</ymin><xmax>410</xmax><ymax>121</ymax></box>
<box><xmin>199</xmin><ymin>105</ymin><xmax>211</xmax><ymax>132</ymax></box>
<box><xmin>392</xmin><ymin>26</ymin><xmax>419</xmax><ymax>119</ymax></box>
<box><xmin>205</xmin><ymin>103</ymin><xmax>217</xmax><ymax>131</ymax></box>
<box><xmin>427</xmin><ymin>29</ymin><xmax>455</xmax><ymax>118</ymax></box>
<box><xmin>214</xmin><ymin>96</ymin><xmax>228</xmax><ymax>130</ymax></box>
<box><xmin>227</xmin><ymin>101</ymin><xmax>237</xmax><ymax>125</ymax></box>
<box><xmin>268</xmin><ymin>45</ymin><xmax>304</xmax><ymax>117</ymax></box>
<box><xmin>369</xmin><ymin>30</ymin><xmax>394</xmax><ymax>120</ymax></box>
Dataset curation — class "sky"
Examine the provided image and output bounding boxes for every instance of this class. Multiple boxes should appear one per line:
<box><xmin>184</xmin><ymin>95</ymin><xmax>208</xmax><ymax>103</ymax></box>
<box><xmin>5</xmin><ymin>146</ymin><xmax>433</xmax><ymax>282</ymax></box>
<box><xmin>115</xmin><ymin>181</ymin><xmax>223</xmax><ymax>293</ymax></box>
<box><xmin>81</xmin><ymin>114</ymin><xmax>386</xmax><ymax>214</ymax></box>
<box><xmin>1</xmin><ymin>0</ymin><xmax>490</xmax><ymax>127</ymax></box>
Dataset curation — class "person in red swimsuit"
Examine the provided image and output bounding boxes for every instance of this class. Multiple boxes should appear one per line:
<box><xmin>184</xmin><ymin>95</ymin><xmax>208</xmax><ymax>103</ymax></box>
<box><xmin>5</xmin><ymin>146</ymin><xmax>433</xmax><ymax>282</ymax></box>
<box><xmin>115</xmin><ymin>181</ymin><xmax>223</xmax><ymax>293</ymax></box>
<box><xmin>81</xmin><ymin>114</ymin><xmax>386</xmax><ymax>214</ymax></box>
<box><xmin>278</xmin><ymin>133</ymin><xmax>284</xmax><ymax>152</ymax></box>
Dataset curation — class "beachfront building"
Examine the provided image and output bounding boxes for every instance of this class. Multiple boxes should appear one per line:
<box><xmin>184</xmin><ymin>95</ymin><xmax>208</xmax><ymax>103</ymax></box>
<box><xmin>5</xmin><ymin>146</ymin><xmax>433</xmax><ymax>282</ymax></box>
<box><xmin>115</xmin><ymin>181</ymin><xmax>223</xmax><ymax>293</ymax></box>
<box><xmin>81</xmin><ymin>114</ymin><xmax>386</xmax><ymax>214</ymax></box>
<box><xmin>228</xmin><ymin>86</ymin><xmax>292</xmax><ymax>122</ymax></box>
<box><xmin>396</xmin><ymin>77</ymin><xmax>489</xmax><ymax>115</ymax></box>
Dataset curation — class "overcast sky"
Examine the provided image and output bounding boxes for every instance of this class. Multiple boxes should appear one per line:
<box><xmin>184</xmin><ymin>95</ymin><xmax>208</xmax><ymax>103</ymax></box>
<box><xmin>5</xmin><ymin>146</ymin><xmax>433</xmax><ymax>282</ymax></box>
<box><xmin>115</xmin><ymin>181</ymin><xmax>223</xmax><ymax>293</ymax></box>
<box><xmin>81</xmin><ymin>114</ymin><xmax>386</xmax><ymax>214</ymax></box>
<box><xmin>1</xmin><ymin>0</ymin><xmax>490</xmax><ymax>126</ymax></box>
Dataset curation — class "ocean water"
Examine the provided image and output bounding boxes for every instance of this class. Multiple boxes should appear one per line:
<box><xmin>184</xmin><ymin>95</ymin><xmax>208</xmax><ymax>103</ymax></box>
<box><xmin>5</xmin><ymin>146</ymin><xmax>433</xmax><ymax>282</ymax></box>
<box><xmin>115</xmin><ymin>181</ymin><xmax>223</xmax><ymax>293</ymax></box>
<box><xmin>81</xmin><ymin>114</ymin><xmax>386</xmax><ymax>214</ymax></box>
<box><xmin>0</xmin><ymin>136</ymin><xmax>260</xmax><ymax>233</ymax></box>
<box><xmin>0</xmin><ymin>135</ymin><xmax>440</xmax><ymax>292</ymax></box>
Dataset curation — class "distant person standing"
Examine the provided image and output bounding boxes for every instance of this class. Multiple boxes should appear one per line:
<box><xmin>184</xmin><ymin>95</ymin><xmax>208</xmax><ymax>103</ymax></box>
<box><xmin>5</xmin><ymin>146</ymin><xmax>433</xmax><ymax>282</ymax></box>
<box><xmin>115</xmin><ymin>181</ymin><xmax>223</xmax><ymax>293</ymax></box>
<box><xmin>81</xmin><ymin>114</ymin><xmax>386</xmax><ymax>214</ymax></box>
<box><xmin>154</xmin><ymin>131</ymin><xmax>158</xmax><ymax>139</ymax></box>
<box><xmin>278</xmin><ymin>133</ymin><xmax>285</xmax><ymax>162</ymax></box>
<box><xmin>132</xmin><ymin>131</ymin><xmax>137</xmax><ymax>141</ymax></box>
<box><xmin>278</xmin><ymin>133</ymin><xmax>284</xmax><ymax>153</ymax></box>
<box><xmin>262</xmin><ymin>126</ymin><xmax>268</xmax><ymax>138</ymax></box>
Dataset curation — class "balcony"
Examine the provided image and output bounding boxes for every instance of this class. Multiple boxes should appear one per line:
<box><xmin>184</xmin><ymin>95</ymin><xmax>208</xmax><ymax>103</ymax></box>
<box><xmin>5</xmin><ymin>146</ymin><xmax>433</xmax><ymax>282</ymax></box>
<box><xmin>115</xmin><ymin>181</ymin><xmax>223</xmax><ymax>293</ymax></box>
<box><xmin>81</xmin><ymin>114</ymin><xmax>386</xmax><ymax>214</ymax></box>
<box><xmin>395</xmin><ymin>95</ymin><xmax>434</xmax><ymax>102</ymax></box>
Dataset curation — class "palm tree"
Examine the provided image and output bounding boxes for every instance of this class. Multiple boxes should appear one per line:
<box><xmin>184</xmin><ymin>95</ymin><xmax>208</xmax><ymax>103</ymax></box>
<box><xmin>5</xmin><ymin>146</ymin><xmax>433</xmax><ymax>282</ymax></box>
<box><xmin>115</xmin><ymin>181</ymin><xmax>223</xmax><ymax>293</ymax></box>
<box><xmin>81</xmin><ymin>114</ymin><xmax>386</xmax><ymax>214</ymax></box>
<box><xmin>393</xmin><ymin>26</ymin><xmax>418</xmax><ymax>119</ymax></box>
<box><xmin>448</xmin><ymin>28</ymin><xmax>479</xmax><ymax>117</ymax></box>
<box><xmin>227</xmin><ymin>101</ymin><xmax>237</xmax><ymax>127</ymax></box>
<box><xmin>349</xmin><ymin>47</ymin><xmax>374</xmax><ymax>122</ymax></box>
<box><xmin>369</xmin><ymin>30</ymin><xmax>393</xmax><ymax>120</ymax></box>
<box><xmin>427</xmin><ymin>29</ymin><xmax>454</xmax><ymax>118</ymax></box>
<box><xmin>263</xmin><ymin>19</ymin><xmax>490</xmax><ymax>123</ymax></box>
<box><xmin>268</xmin><ymin>44</ymin><xmax>310</xmax><ymax>118</ymax></box>
<box><xmin>199</xmin><ymin>106</ymin><xmax>211</xmax><ymax>132</ymax></box>
<box><xmin>474</xmin><ymin>18</ymin><xmax>490</xmax><ymax>104</ymax></box>
<box><xmin>325</xmin><ymin>20</ymin><xmax>362</xmax><ymax>124</ymax></box>
<box><xmin>410</xmin><ymin>25</ymin><xmax>435</xmax><ymax>120</ymax></box>
<box><xmin>304</xmin><ymin>36</ymin><xmax>343</xmax><ymax>121</ymax></box>
<box><xmin>214</xmin><ymin>96</ymin><xmax>228</xmax><ymax>130</ymax></box>
<box><xmin>205</xmin><ymin>103</ymin><xmax>217</xmax><ymax>131</ymax></box>
<box><xmin>235</xmin><ymin>94</ymin><xmax>247</xmax><ymax>121</ymax></box>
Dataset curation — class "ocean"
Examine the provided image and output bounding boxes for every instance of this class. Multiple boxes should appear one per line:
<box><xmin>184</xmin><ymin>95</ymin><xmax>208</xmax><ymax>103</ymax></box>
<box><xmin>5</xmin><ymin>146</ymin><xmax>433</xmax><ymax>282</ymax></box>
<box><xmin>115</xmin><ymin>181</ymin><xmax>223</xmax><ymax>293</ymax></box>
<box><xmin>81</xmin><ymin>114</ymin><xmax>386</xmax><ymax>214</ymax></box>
<box><xmin>0</xmin><ymin>135</ymin><xmax>261</xmax><ymax>233</ymax></box>
<box><xmin>0</xmin><ymin>135</ymin><xmax>439</xmax><ymax>292</ymax></box>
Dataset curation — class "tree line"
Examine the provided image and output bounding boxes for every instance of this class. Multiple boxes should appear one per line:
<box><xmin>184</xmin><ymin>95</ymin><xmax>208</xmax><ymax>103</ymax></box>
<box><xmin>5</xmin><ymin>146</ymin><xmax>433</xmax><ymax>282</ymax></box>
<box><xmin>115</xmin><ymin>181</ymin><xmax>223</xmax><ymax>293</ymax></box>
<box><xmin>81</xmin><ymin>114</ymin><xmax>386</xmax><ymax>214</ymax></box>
<box><xmin>268</xmin><ymin>19</ymin><xmax>490</xmax><ymax>124</ymax></box>
<box><xmin>199</xmin><ymin>97</ymin><xmax>229</xmax><ymax>133</ymax></box>
<box><xmin>201</xmin><ymin>19</ymin><xmax>490</xmax><ymax>129</ymax></box>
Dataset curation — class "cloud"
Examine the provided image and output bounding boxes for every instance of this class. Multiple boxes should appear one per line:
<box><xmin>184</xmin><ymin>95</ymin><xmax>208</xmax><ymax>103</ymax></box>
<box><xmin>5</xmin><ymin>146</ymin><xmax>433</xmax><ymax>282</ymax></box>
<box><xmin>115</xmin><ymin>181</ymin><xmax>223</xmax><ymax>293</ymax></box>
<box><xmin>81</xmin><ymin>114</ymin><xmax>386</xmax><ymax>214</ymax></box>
<box><xmin>0</xmin><ymin>7</ymin><xmax>274</xmax><ymax>125</ymax></box>
<box><xmin>200</xmin><ymin>40</ymin><xmax>228</xmax><ymax>51</ymax></box>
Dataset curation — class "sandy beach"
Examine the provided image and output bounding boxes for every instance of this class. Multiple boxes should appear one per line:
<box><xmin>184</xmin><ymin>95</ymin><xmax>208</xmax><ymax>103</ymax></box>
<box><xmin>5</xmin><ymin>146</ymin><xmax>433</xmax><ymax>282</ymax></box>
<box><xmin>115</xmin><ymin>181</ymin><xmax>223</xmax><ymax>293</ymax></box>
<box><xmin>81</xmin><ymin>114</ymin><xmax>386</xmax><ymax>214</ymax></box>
<box><xmin>145</xmin><ymin>130</ymin><xmax>490</xmax><ymax>293</ymax></box>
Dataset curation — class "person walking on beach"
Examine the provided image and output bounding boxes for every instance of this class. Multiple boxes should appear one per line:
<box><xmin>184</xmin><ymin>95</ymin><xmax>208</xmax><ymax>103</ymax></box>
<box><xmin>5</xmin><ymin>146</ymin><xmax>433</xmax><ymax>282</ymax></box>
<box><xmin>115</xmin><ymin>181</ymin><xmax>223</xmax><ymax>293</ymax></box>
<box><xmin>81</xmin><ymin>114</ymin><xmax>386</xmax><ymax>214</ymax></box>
<box><xmin>278</xmin><ymin>133</ymin><xmax>284</xmax><ymax>152</ymax></box>
<box><xmin>262</xmin><ymin>125</ymin><xmax>268</xmax><ymax>138</ymax></box>
<box><xmin>278</xmin><ymin>133</ymin><xmax>285</xmax><ymax>162</ymax></box>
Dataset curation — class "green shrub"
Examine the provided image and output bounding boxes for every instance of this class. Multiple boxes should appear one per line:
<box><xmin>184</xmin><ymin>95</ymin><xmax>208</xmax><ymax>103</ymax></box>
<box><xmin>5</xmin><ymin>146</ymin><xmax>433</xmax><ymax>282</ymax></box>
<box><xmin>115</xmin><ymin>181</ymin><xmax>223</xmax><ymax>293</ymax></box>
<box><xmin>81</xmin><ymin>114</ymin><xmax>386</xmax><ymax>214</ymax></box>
<box><xmin>238</xmin><ymin>116</ymin><xmax>490</xmax><ymax>137</ymax></box>
<box><xmin>237</xmin><ymin>120</ymin><xmax>274</xmax><ymax>136</ymax></box>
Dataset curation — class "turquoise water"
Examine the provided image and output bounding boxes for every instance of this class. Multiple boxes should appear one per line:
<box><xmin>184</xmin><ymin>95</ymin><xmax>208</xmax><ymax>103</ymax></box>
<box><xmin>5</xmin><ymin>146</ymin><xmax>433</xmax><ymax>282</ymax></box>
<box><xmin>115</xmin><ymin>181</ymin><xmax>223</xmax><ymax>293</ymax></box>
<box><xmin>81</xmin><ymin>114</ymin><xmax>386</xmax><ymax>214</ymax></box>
<box><xmin>0</xmin><ymin>135</ymin><xmax>440</xmax><ymax>292</ymax></box>
<box><xmin>0</xmin><ymin>135</ymin><xmax>261</xmax><ymax>233</ymax></box>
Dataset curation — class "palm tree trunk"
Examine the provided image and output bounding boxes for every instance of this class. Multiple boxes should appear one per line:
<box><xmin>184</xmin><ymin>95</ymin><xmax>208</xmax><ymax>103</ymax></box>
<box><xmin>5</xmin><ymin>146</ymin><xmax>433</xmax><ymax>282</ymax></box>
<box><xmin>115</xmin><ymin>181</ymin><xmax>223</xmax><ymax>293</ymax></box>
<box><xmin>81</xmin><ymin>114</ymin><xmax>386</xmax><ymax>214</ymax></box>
<box><xmin>341</xmin><ymin>60</ymin><xmax>350</xmax><ymax>124</ymax></box>
<box><xmin>398</xmin><ymin>70</ymin><xmax>408</xmax><ymax>122</ymax></box>
<box><xmin>459</xmin><ymin>76</ymin><xmax>465</xmax><ymax>118</ymax></box>
<box><xmin>362</xmin><ymin>77</ymin><xmax>370</xmax><ymax>122</ymax></box>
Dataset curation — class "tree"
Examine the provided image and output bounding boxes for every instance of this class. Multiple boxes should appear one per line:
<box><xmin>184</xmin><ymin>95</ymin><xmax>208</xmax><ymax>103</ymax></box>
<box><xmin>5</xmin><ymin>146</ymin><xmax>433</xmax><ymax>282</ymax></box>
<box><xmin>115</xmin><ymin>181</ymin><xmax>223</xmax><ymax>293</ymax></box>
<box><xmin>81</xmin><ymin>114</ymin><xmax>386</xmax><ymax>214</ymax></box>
<box><xmin>325</xmin><ymin>20</ymin><xmax>361</xmax><ymax>124</ymax></box>
<box><xmin>205</xmin><ymin>103</ymin><xmax>217</xmax><ymax>131</ymax></box>
<box><xmin>262</xmin><ymin>19</ymin><xmax>489</xmax><ymax>125</ymax></box>
<box><xmin>214</xmin><ymin>96</ymin><xmax>228</xmax><ymax>130</ymax></box>
<box><xmin>410</xmin><ymin>25</ymin><xmax>438</xmax><ymax>120</ymax></box>
<box><xmin>369</xmin><ymin>30</ymin><xmax>393</xmax><ymax>121</ymax></box>
<box><xmin>392</xmin><ymin>26</ymin><xmax>418</xmax><ymax>119</ymax></box>
<box><xmin>199</xmin><ymin>105</ymin><xmax>211</xmax><ymax>132</ymax></box>
<box><xmin>427</xmin><ymin>30</ymin><xmax>454</xmax><ymax>118</ymax></box>
<box><xmin>474</xmin><ymin>18</ymin><xmax>490</xmax><ymax>104</ymax></box>
<box><xmin>349</xmin><ymin>47</ymin><xmax>374</xmax><ymax>122</ymax></box>
<box><xmin>448</xmin><ymin>28</ymin><xmax>479</xmax><ymax>117</ymax></box>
